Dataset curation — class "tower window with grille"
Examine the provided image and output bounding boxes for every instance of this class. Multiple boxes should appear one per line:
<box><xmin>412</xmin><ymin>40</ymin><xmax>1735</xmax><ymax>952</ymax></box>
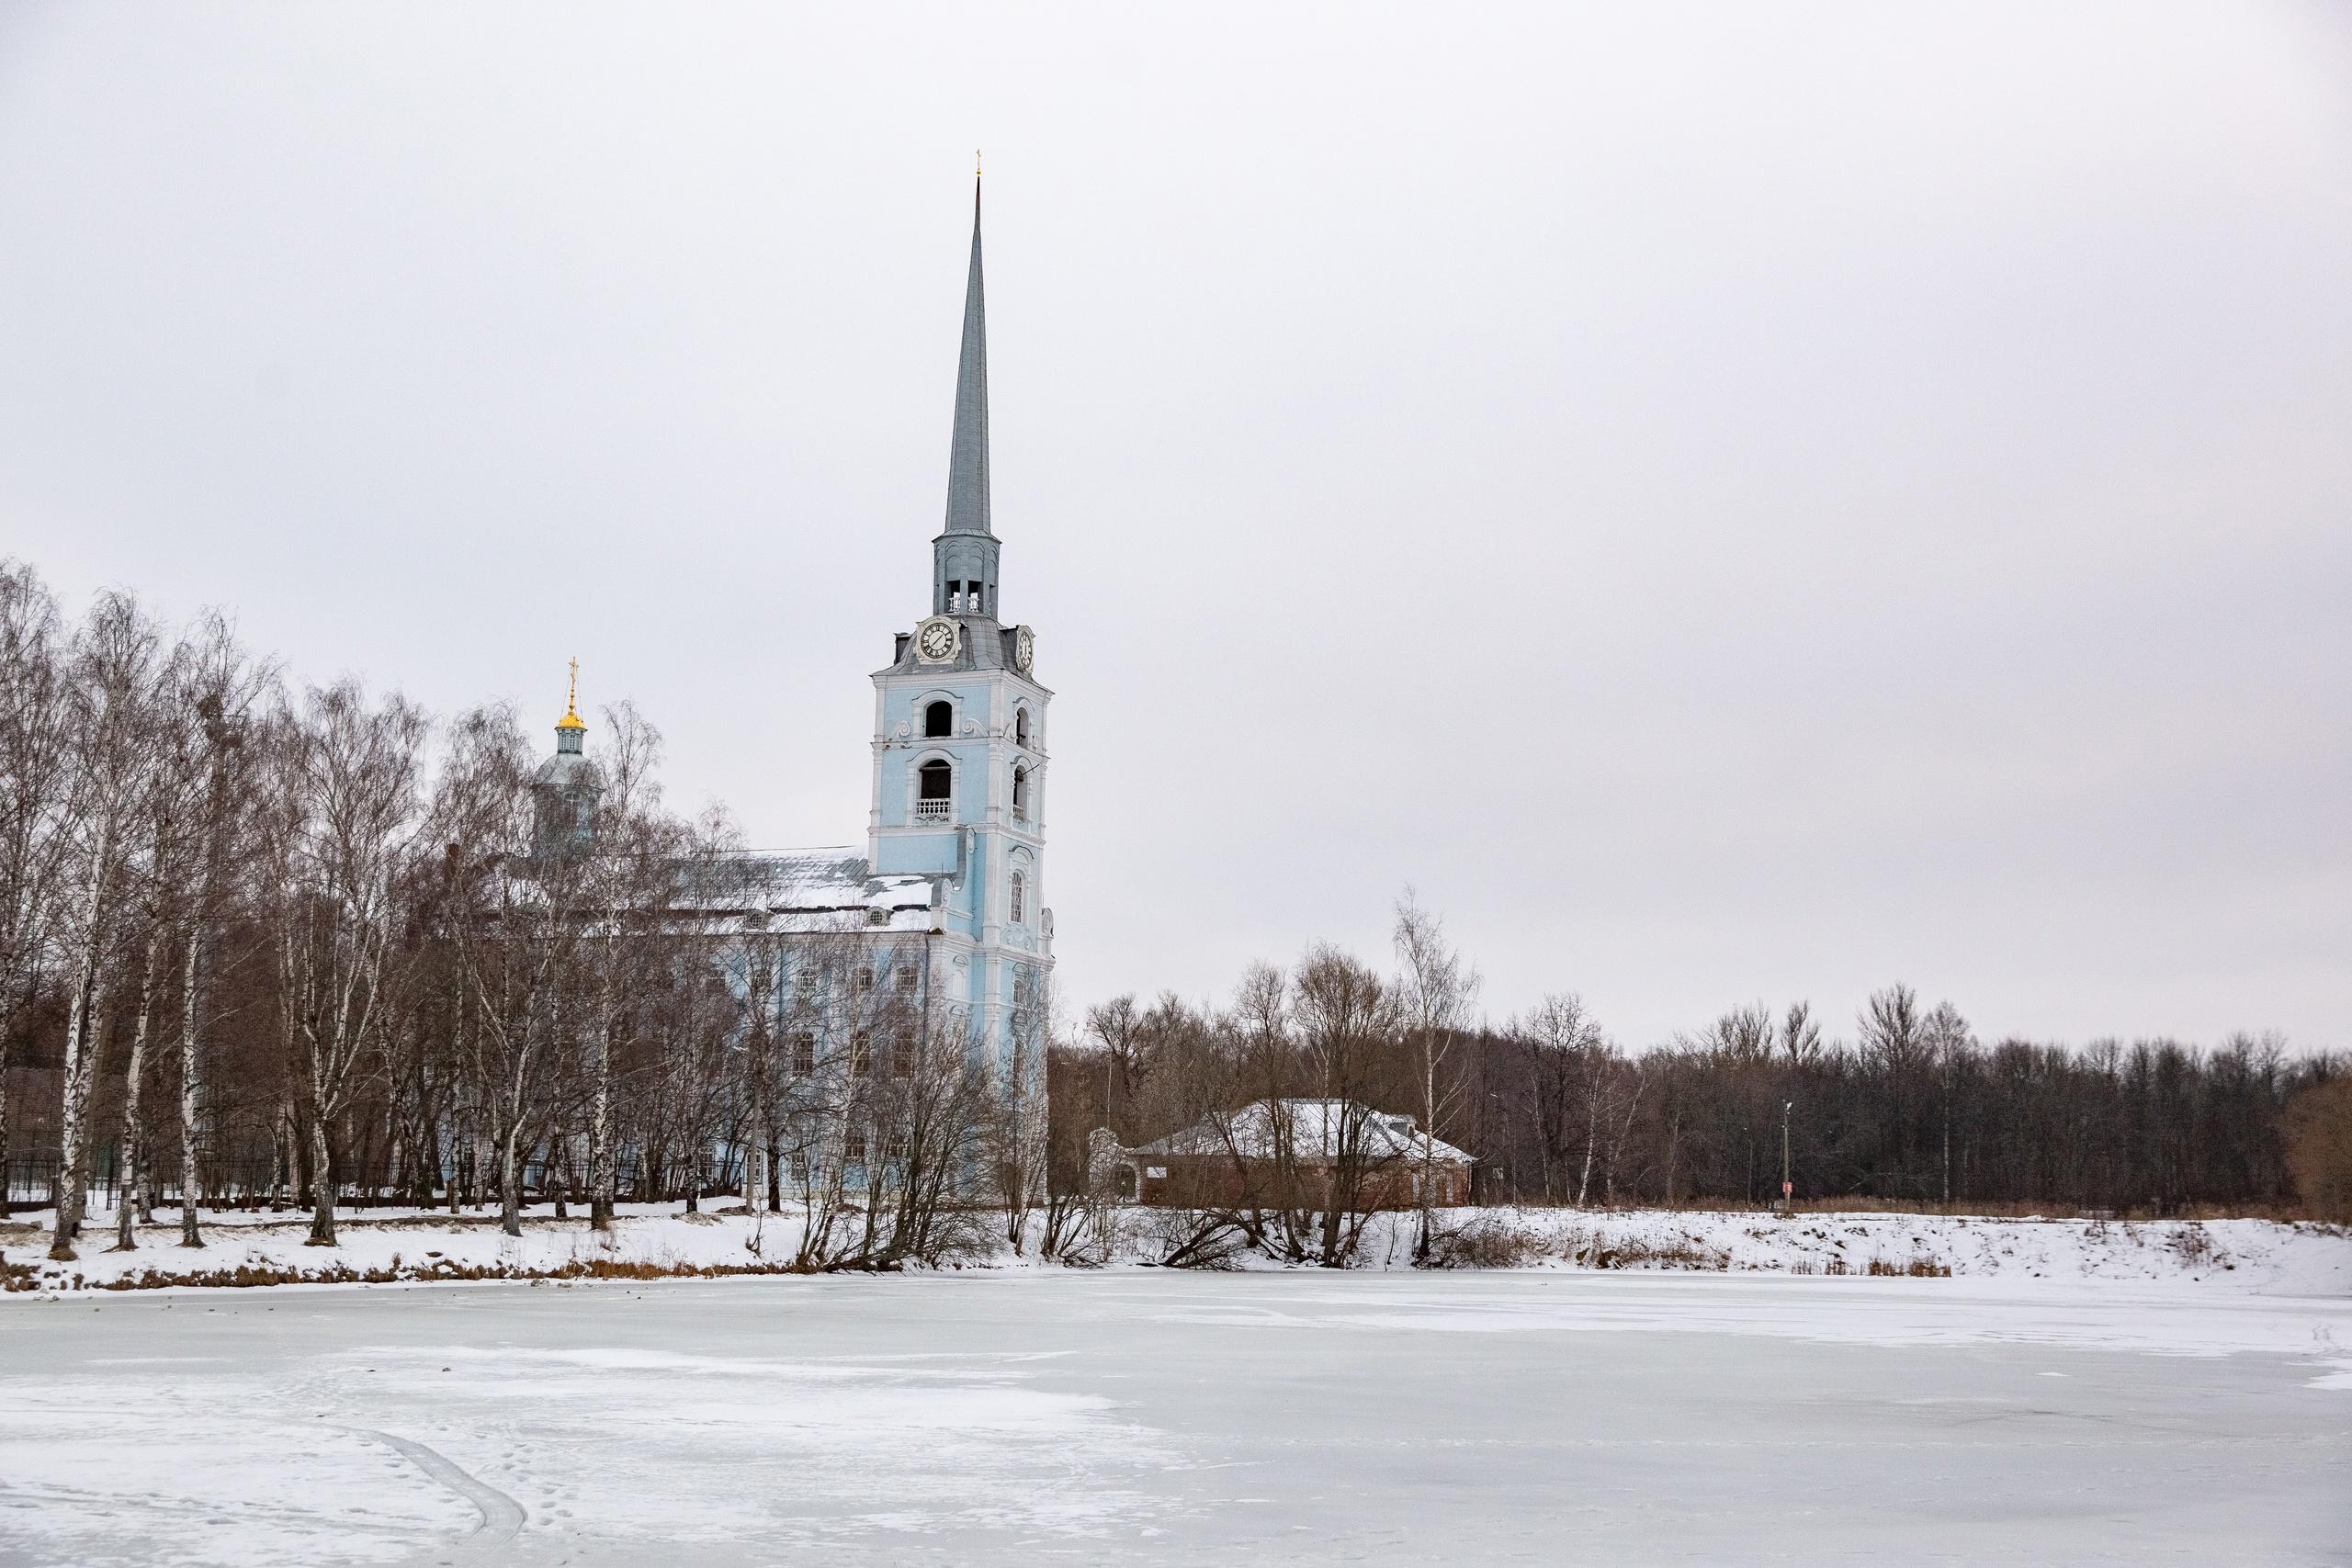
<box><xmin>1010</xmin><ymin>870</ymin><xmax>1026</xmax><ymax>925</ymax></box>
<box><xmin>917</xmin><ymin>760</ymin><xmax>952</xmax><ymax>820</ymax></box>
<box><xmin>923</xmin><ymin>701</ymin><xmax>953</xmax><ymax>738</ymax></box>
<box><xmin>1014</xmin><ymin>709</ymin><xmax>1029</xmax><ymax>749</ymax></box>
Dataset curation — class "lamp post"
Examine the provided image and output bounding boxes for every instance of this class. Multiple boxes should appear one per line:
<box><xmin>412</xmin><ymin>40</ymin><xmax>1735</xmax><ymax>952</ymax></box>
<box><xmin>1780</xmin><ymin>1100</ymin><xmax>1794</xmax><ymax>1216</ymax></box>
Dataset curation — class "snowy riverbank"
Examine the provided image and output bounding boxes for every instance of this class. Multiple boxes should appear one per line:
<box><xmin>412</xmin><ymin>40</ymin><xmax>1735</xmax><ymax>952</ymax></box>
<box><xmin>5</xmin><ymin>1203</ymin><xmax>2345</xmax><ymax>1294</ymax></box>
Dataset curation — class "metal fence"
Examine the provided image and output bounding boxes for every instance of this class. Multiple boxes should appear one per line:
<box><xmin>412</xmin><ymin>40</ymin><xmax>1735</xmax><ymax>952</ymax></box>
<box><xmin>2</xmin><ymin>1147</ymin><xmax>756</xmax><ymax>1212</ymax></box>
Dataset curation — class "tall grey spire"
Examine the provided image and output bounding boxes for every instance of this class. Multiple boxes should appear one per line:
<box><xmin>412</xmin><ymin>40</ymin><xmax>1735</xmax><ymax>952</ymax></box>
<box><xmin>943</xmin><ymin>174</ymin><xmax>989</xmax><ymax>538</ymax></box>
<box><xmin>932</xmin><ymin>173</ymin><xmax>1001</xmax><ymax>620</ymax></box>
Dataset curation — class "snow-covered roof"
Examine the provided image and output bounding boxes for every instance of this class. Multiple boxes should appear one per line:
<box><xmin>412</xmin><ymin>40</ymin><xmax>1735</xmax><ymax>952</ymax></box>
<box><xmin>672</xmin><ymin>847</ymin><xmax>941</xmax><ymax>933</ymax></box>
<box><xmin>1132</xmin><ymin>1099</ymin><xmax>1474</xmax><ymax>1166</ymax></box>
<box><xmin>532</xmin><ymin>750</ymin><xmax>601</xmax><ymax>785</ymax></box>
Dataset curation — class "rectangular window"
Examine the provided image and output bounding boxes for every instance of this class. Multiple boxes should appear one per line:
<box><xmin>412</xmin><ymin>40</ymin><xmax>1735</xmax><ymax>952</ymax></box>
<box><xmin>790</xmin><ymin>1032</ymin><xmax>816</xmax><ymax>1077</ymax></box>
<box><xmin>851</xmin><ymin>1031</ymin><xmax>871</xmax><ymax>1077</ymax></box>
<box><xmin>854</xmin><ymin>968</ymin><xmax>876</xmax><ymax>996</ymax></box>
<box><xmin>844</xmin><ymin>1130</ymin><xmax>866</xmax><ymax>1165</ymax></box>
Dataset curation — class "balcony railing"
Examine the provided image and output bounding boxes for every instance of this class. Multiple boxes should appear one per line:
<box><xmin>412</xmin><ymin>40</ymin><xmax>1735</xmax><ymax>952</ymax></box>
<box><xmin>914</xmin><ymin>798</ymin><xmax>951</xmax><ymax>821</ymax></box>
<box><xmin>1012</xmin><ymin>803</ymin><xmax>1029</xmax><ymax>824</ymax></box>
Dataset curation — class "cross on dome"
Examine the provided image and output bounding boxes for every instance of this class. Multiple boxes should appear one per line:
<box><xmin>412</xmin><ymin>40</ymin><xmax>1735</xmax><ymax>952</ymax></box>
<box><xmin>556</xmin><ymin>657</ymin><xmax>585</xmax><ymax>734</ymax></box>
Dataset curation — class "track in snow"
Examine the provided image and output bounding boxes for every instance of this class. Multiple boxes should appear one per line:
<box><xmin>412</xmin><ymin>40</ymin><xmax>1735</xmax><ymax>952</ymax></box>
<box><xmin>352</xmin><ymin>1428</ymin><xmax>525</xmax><ymax>1558</ymax></box>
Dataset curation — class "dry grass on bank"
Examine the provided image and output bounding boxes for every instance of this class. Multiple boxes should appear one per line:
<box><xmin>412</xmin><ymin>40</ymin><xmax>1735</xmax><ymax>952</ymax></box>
<box><xmin>1521</xmin><ymin>1195</ymin><xmax>2319</xmax><ymax>1223</ymax></box>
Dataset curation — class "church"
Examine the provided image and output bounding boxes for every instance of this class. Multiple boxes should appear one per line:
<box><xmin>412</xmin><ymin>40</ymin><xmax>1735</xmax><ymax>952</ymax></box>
<box><xmin>536</xmin><ymin>175</ymin><xmax>1052</xmax><ymax>1084</ymax></box>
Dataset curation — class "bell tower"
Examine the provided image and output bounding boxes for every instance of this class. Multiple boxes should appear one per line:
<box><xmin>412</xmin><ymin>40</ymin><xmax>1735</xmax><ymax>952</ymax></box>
<box><xmin>867</xmin><ymin>171</ymin><xmax>1051</xmax><ymax>1070</ymax></box>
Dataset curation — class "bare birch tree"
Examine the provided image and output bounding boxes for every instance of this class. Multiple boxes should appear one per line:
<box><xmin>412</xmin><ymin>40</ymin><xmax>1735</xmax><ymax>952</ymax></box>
<box><xmin>0</xmin><ymin>562</ymin><xmax>74</xmax><ymax>1220</ymax></box>
<box><xmin>576</xmin><ymin>701</ymin><xmax>670</xmax><ymax>1232</ymax></box>
<box><xmin>435</xmin><ymin>703</ymin><xmax>585</xmax><ymax>1238</ymax></box>
<box><xmin>50</xmin><ymin>592</ymin><xmax>162</xmax><ymax>1259</ymax></box>
<box><xmin>989</xmin><ymin>965</ymin><xmax>1056</xmax><ymax>1252</ymax></box>
<box><xmin>267</xmin><ymin>680</ymin><xmax>428</xmax><ymax>1247</ymax></box>
<box><xmin>1922</xmin><ymin>999</ymin><xmax>1973</xmax><ymax>1208</ymax></box>
<box><xmin>1393</xmin><ymin>889</ymin><xmax>1478</xmax><ymax>1260</ymax></box>
<box><xmin>1521</xmin><ymin>992</ymin><xmax>1603</xmax><ymax>1203</ymax></box>
<box><xmin>175</xmin><ymin>620</ymin><xmax>268</xmax><ymax>1244</ymax></box>
<box><xmin>1292</xmin><ymin>945</ymin><xmax>1396</xmax><ymax>1267</ymax></box>
<box><xmin>108</xmin><ymin>636</ymin><xmax>220</xmax><ymax>1249</ymax></box>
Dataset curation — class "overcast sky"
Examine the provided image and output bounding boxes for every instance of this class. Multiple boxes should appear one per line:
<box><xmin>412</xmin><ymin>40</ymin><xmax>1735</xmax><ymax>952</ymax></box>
<box><xmin>3</xmin><ymin>5</ymin><xmax>2346</xmax><ymax>1052</ymax></box>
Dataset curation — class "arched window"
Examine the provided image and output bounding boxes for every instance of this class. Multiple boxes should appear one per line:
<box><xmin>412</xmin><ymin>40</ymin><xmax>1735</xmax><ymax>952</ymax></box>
<box><xmin>923</xmin><ymin>700</ymin><xmax>953</xmax><ymax>739</ymax></box>
<box><xmin>1012</xmin><ymin>765</ymin><xmax>1029</xmax><ymax>823</ymax></box>
<box><xmin>917</xmin><ymin>759</ymin><xmax>952</xmax><ymax>819</ymax></box>
<box><xmin>1014</xmin><ymin>709</ymin><xmax>1029</xmax><ymax>749</ymax></box>
<box><xmin>1009</xmin><ymin>870</ymin><xmax>1026</xmax><ymax>924</ymax></box>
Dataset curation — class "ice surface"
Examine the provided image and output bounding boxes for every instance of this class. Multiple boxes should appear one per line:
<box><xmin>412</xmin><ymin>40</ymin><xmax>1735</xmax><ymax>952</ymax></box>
<box><xmin>3</xmin><ymin>1271</ymin><xmax>2346</xmax><ymax>1565</ymax></box>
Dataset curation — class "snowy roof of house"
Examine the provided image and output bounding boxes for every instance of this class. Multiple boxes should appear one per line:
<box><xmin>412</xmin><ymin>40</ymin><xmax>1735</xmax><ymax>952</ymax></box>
<box><xmin>1131</xmin><ymin>1099</ymin><xmax>1474</xmax><ymax>1166</ymax></box>
<box><xmin>672</xmin><ymin>847</ymin><xmax>941</xmax><ymax>933</ymax></box>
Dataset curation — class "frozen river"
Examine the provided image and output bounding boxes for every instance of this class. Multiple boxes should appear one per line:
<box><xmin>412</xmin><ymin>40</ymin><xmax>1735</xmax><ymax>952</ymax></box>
<box><xmin>3</xmin><ymin>1271</ymin><xmax>2346</xmax><ymax>1565</ymax></box>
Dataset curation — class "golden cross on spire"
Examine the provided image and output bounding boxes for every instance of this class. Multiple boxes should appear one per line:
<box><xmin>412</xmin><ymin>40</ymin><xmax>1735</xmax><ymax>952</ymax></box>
<box><xmin>975</xmin><ymin>147</ymin><xmax>982</xmax><ymax>176</ymax></box>
<box><xmin>557</xmin><ymin>657</ymin><xmax>584</xmax><ymax>732</ymax></box>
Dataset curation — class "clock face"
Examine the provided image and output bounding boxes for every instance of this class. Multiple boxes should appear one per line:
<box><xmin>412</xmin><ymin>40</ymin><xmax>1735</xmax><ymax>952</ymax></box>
<box><xmin>1013</xmin><ymin>626</ymin><xmax>1035</xmax><ymax>671</ymax></box>
<box><xmin>917</xmin><ymin>618</ymin><xmax>957</xmax><ymax>662</ymax></box>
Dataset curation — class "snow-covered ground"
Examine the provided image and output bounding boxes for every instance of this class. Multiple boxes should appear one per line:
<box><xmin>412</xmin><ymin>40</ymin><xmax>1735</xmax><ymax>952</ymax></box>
<box><xmin>2</xmin><ymin>1268</ymin><xmax>2346</xmax><ymax>1565</ymax></box>
<box><xmin>4</xmin><ymin>1201</ymin><xmax>2346</xmax><ymax>1293</ymax></box>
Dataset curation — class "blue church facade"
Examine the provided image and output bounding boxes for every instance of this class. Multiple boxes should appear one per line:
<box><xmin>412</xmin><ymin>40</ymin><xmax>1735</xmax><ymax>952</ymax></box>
<box><xmin>540</xmin><ymin>175</ymin><xmax>1052</xmax><ymax>1088</ymax></box>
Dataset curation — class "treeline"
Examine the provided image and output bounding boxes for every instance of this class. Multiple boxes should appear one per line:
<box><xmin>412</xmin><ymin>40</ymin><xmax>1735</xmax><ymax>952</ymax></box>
<box><xmin>0</xmin><ymin>560</ymin><xmax>1046</xmax><ymax>1267</ymax></box>
<box><xmin>6</xmin><ymin>553</ymin><xmax>2343</xmax><ymax>1279</ymax></box>
<box><xmin>1054</xmin><ymin>913</ymin><xmax>2346</xmax><ymax>1224</ymax></box>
